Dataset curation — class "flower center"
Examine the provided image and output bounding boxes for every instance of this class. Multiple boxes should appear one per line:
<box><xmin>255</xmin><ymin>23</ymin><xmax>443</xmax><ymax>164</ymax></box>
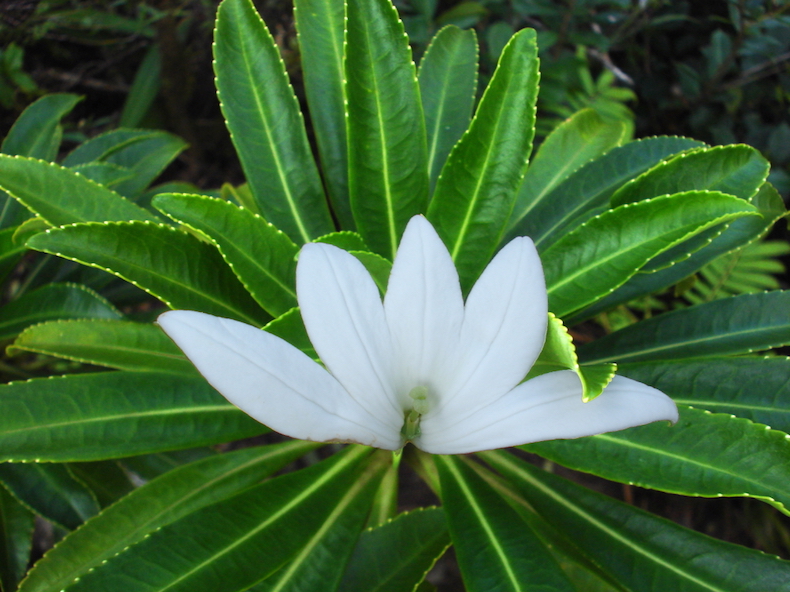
<box><xmin>401</xmin><ymin>385</ymin><xmax>430</xmax><ymax>442</ymax></box>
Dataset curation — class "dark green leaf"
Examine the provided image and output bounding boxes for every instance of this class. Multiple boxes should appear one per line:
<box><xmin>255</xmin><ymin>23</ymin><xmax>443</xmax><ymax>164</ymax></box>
<box><xmin>0</xmin><ymin>485</ymin><xmax>34</xmax><ymax>592</ymax></box>
<box><xmin>0</xmin><ymin>463</ymin><xmax>99</xmax><ymax>530</ymax></box>
<box><xmin>19</xmin><ymin>441</ymin><xmax>318</xmax><ymax>592</ymax></box>
<box><xmin>119</xmin><ymin>44</ymin><xmax>161</xmax><ymax>128</ymax></box>
<box><xmin>1</xmin><ymin>94</ymin><xmax>81</xmax><ymax>161</ymax></box>
<box><xmin>0</xmin><ymin>371</ymin><xmax>266</xmax><ymax>462</ymax></box>
<box><xmin>579</xmin><ymin>291</ymin><xmax>790</xmax><ymax>364</ymax></box>
<box><xmin>214</xmin><ymin>0</ymin><xmax>333</xmax><ymax>243</ymax></box>
<box><xmin>346</xmin><ymin>0</ymin><xmax>429</xmax><ymax>259</ymax></box>
<box><xmin>28</xmin><ymin>221</ymin><xmax>270</xmax><ymax>326</ymax></box>
<box><xmin>66</xmin><ymin>461</ymin><xmax>134</xmax><ymax>508</ymax></box>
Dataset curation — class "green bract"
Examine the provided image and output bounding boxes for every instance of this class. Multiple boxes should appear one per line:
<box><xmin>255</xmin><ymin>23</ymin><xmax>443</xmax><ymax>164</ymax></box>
<box><xmin>0</xmin><ymin>0</ymin><xmax>787</xmax><ymax>590</ymax></box>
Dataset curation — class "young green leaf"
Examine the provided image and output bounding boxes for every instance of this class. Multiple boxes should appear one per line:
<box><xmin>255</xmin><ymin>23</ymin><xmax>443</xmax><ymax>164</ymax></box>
<box><xmin>9</xmin><ymin>319</ymin><xmax>197</xmax><ymax>375</ymax></box>
<box><xmin>428</xmin><ymin>28</ymin><xmax>539</xmax><ymax>292</ymax></box>
<box><xmin>418</xmin><ymin>26</ymin><xmax>478</xmax><ymax>195</ymax></box>
<box><xmin>0</xmin><ymin>371</ymin><xmax>266</xmax><ymax>462</ymax></box>
<box><xmin>619</xmin><ymin>357</ymin><xmax>790</xmax><ymax>434</ymax></box>
<box><xmin>579</xmin><ymin>291</ymin><xmax>790</xmax><ymax>364</ymax></box>
<box><xmin>0</xmin><ymin>156</ymin><xmax>158</xmax><ymax>226</ymax></box>
<box><xmin>28</xmin><ymin>221</ymin><xmax>270</xmax><ymax>327</ymax></box>
<box><xmin>345</xmin><ymin>0</ymin><xmax>429</xmax><ymax>259</ymax></box>
<box><xmin>214</xmin><ymin>0</ymin><xmax>333</xmax><ymax>243</ymax></box>
<box><xmin>293</xmin><ymin>0</ymin><xmax>352</xmax><ymax>229</ymax></box>
<box><xmin>542</xmin><ymin>191</ymin><xmax>758</xmax><ymax>318</ymax></box>
<box><xmin>18</xmin><ymin>441</ymin><xmax>319</xmax><ymax>592</ymax></box>
<box><xmin>482</xmin><ymin>449</ymin><xmax>790</xmax><ymax>592</ymax></box>
<box><xmin>339</xmin><ymin>508</ymin><xmax>450</xmax><ymax>592</ymax></box>
<box><xmin>610</xmin><ymin>144</ymin><xmax>769</xmax><ymax>207</ymax></box>
<box><xmin>154</xmin><ymin>193</ymin><xmax>299</xmax><ymax>317</ymax></box>
<box><xmin>436</xmin><ymin>455</ymin><xmax>575</xmax><ymax>592</ymax></box>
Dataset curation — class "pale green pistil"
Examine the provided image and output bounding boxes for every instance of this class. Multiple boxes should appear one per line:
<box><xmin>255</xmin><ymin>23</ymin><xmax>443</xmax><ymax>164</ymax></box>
<box><xmin>401</xmin><ymin>385</ymin><xmax>430</xmax><ymax>441</ymax></box>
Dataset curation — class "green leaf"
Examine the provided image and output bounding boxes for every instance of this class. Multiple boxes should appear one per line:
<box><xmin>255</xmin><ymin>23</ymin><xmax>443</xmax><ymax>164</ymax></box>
<box><xmin>0</xmin><ymin>371</ymin><xmax>266</xmax><ymax>462</ymax></box>
<box><xmin>9</xmin><ymin>319</ymin><xmax>197</xmax><ymax>375</ymax></box>
<box><xmin>62</xmin><ymin>130</ymin><xmax>187</xmax><ymax>200</ymax></box>
<box><xmin>350</xmin><ymin>250</ymin><xmax>393</xmax><ymax>294</ymax></box>
<box><xmin>524</xmin><ymin>406</ymin><xmax>790</xmax><ymax>515</ymax></box>
<box><xmin>610</xmin><ymin>145</ymin><xmax>770</xmax><ymax>207</ymax></box>
<box><xmin>315</xmin><ymin>231</ymin><xmax>368</xmax><ymax>251</ymax></box>
<box><xmin>0</xmin><ymin>283</ymin><xmax>122</xmax><ymax>341</ymax></box>
<box><xmin>0</xmin><ymin>156</ymin><xmax>158</xmax><ymax>226</ymax></box>
<box><xmin>346</xmin><ymin>0</ymin><xmax>429</xmax><ymax>259</ymax></box>
<box><xmin>567</xmin><ymin>182</ymin><xmax>787</xmax><ymax>324</ymax></box>
<box><xmin>214</xmin><ymin>0</ymin><xmax>333</xmax><ymax>243</ymax></box>
<box><xmin>543</xmin><ymin>191</ymin><xmax>758</xmax><ymax>318</ymax></box>
<box><xmin>293</xmin><ymin>0</ymin><xmax>351</xmax><ymax>229</ymax></box>
<box><xmin>418</xmin><ymin>26</ymin><xmax>478</xmax><ymax>195</ymax></box>
<box><xmin>428</xmin><ymin>28</ymin><xmax>539</xmax><ymax>292</ymax></box>
<box><xmin>527</xmin><ymin>313</ymin><xmax>615</xmax><ymax>402</ymax></box>
<box><xmin>618</xmin><ymin>357</ymin><xmax>790</xmax><ymax>435</ymax></box>
<box><xmin>508</xmin><ymin>108</ymin><xmax>626</xmax><ymax>236</ymax></box>
<box><xmin>119</xmin><ymin>448</ymin><xmax>218</xmax><ymax>481</ymax></box>
<box><xmin>0</xmin><ymin>463</ymin><xmax>99</xmax><ymax>530</ymax></box>
<box><xmin>66</xmin><ymin>461</ymin><xmax>134</xmax><ymax>508</ymax></box>
<box><xmin>63</xmin><ymin>447</ymin><xmax>383</xmax><ymax>592</ymax></box>
<box><xmin>249</xmin><ymin>455</ymin><xmax>388</xmax><ymax>592</ymax></box>
<box><xmin>435</xmin><ymin>455</ymin><xmax>575</xmax><ymax>592</ymax></box>
<box><xmin>579</xmin><ymin>291</ymin><xmax>790</xmax><ymax>364</ymax></box>
<box><xmin>2</xmin><ymin>94</ymin><xmax>80</xmax><ymax>161</ymax></box>
<box><xmin>0</xmin><ymin>485</ymin><xmax>34</xmax><ymax>592</ymax></box>
<box><xmin>154</xmin><ymin>193</ymin><xmax>299</xmax><ymax>317</ymax></box>
<box><xmin>339</xmin><ymin>508</ymin><xmax>450</xmax><ymax>592</ymax></box>
<box><xmin>512</xmin><ymin>136</ymin><xmax>705</xmax><ymax>250</ymax></box>
<box><xmin>482</xmin><ymin>449</ymin><xmax>790</xmax><ymax>592</ymax></box>
<box><xmin>263</xmin><ymin>308</ymin><xmax>315</xmax><ymax>357</ymax></box>
<box><xmin>119</xmin><ymin>44</ymin><xmax>161</xmax><ymax>128</ymax></box>
<box><xmin>28</xmin><ymin>221</ymin><xmax>269</xmax><ymax>327</ymax></box>
<box><xmin>70</xmin><ymin>162</ymin><xmax>134</xmax><ymax>188</ymax></box>
<box><xmin>19</xmin><ymin>441</ymin><xmax>319</xmax><ymax>592</ymax></box>
<box><xmin>0</xmin><ymin>225</ymin><xmax>33</xmax><ymax>286</ymax></box>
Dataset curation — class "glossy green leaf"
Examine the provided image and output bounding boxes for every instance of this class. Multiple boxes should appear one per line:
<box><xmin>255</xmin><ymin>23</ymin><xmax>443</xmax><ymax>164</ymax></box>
<box><xmin>435</xmin><ymin>455</ymin><xmax>575</xmax><ymax>592</ymax></box>
<box><xmin>610</xmin><ymin>144</ymin><xmax>769</xmax><ymax>207</ymax></box>
<box><xmin>2</xmin><ymin>94</ymin><xmax>81</xmax><ymax>161</ymax></box>
<box><xmin>428</xmin><ymin>28</ymin><xmax>539</xmax><ymax>292</ymax></box>
<box><xmin>293</xmin><ymin>0</ymin><xmax>351</xmax><ymax>228</ymax></box>
<box><xmin>339</xmin><ymin>508</ymin><xmax>450</xmax><ymax>592</ymax></box>
<box><xmin>249</xmin><ymin>455</ymin><xmax>388</xmax><ymax>592</ymax></box>
<box><xmin>0</xmin><ymin>224</ymin><xmax>32</xmax><ymax>285</ymax></box>
<box><xmin>579</xmin><ymin>291</ymin><xmax>790</xmax><ymax>364</ymax></box>
<box><xmin>0</xmin><ymin>485</ymin><xmax>34</xmax><ymax>592</ymax></box>
<box><xmin>9</xmin><ymin>319</ymin><xmax>196</xmax><ymax>375</ymax></box>
<box><xmin>154</xmin><ymin>193</ymin><xmax>299</xmax><ymax>317</ymax></box>
<box><xmin>63</xmin><ymin>446</ymin><xmax>381</xmax><ymax>592</ymax></box>
<box><xmin>119</xmin><ymin>448</ymin><xmax>217</xmax><ymax>481</ymax></box>
<box><xmin>514</xmin><ymin>136</ymin><xmax>706</xmax><ymax>250</ymax></box>
<box><xmin>508</xmin><ymin>108</ymin><xmax>626</xmax><ymax>237</ymax></box>
<box><xmin>543</xmin><ymin>191</ymin><xmax>757</xmax><ymax>318</ymax></box>
<box><xmin>350</xmin><ymin>250</ymin><xmax>393</xmax><ymax>293</ymax></box>
<box><xmin>346</xmin><ymin>0</ymin><xmax>429</xmax><ymax>259</ymax></box>
<box><xmin>0</xmin><ymin>283</ymin><xmax>122</xmax><ymax>341</ymax></box>
<box><xmin>524</xmin><ymin>406</ymin><xmax>790</xmax><ymax>514</ymax></box>
<box><xmin>214</xmin><ymin>0</ymin><xmax>333</xmax><ymax>243</ymax></box>
<box><xmin>66</xmin><ymin>461</ymin><xmax>135</xmax><ymax>508</ymax></box>
<box><xmin>483</xmin><ymin>450</ymin><xmax>790</xmax><ymax>592</ymax></box>
<box><xmin>526</xmin><ymin>313</ymin><xmax>615</xmax><ymax>402</ymax></box>
<box><xmin>568</xmin><ymin>182</ymin><xmax>787</xmax><ymax>324</ymax></box>
<box><xmin>418</xmin><ymin>25</ymin><xmax>478</xmax><ymax>194</ymax></box>
<box><xmin>19</xmin><ymin>441</ymin><xmax>318</xmax><ymax>592</ymax></box>
<box><xmin>263</xmin><ymin>307</ymin><xmax>315</xmax><ymax>357</ymax></box>
<box><xmin>619</xmin><ymin>357</ymin><xmax>790</xmax><ymax>434</ymax></box>
<box><xmin>28</xmin><ymin>221</ymin><xmax>269</xmax><ymax>326</ymax></box>
<box><xmin>70</xmin><ymin>162</ymin><xmax>134</xmax><ymax>188</ymax></box>
<box><xmin>0</xmin><ymin>156</ymin><xmax>158</xmax><ymax>226</ymax></box>
<box><xmin>315</xmin><ymin>231</ymin><xmax>368</xmax><ymax>251</ymax></box>
<box><xmin>0</xmin><ymin>463</ymin><xmax>99</xmax><ymax>530</ymax></box>
<box><xmin>0</xmin><ymin>371</ymin><xmax>266</xmax><ymax>462</ymax></box>
<box><xmin>62</xmin><ymin>129</ymin><xmax>187</xmax><ymax>199</ymax></box>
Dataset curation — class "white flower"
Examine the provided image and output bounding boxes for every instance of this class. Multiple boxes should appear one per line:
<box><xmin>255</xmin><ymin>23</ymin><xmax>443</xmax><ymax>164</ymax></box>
<box><xmin>159</xmin><ymin>216</ymin><xmax>678</xmax><ymax>454</ymax></box>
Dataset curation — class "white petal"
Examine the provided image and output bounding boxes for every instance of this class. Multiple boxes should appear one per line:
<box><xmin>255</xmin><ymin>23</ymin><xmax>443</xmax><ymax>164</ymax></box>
<box><xmin>383</xmin><ymin>216</ymin><xmax>464</xmax><ymax>405</ymax></box>
<box><xmin>431</xmin><ymin>236</ymin><xmax>548</xmax><ymax>419</ymax></box>
<box><xmin>296</xmin><ymin>243</ymin><xmax>403</xmax><ymax>430</ymax></box>
<box><xmin>158</xmin><ymin>310</ymin><xmax>401</xmax><ymax>449</ymax></box>
<box><xmin>417</xmin><ymin>371</ymin><xmax>678</xmax><ymax>454</ymax></box>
